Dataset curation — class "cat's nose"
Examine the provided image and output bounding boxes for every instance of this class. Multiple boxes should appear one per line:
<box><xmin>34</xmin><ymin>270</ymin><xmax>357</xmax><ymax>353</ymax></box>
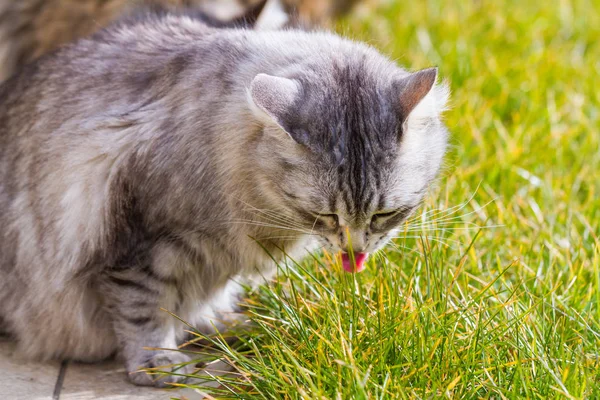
<box><xmin>342</xmin><ymin>245</ymin><xmax>365</xmax><ymax>253</ymax></box>
<box><xmin>342</xmin><ymin>238</ymin><xmax>366</xmax><ymax>253</ymax></box>
<box><xmin>340</xmin><ymin>228</ymin><xmax>367</xmax><ymax>253</ymax></box>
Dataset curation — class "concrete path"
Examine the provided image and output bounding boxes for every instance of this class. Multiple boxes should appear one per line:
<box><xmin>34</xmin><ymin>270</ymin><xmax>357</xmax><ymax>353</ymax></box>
<box><xmin>0</xmin><ymin>336</ymin><xmax>225</xmax><ymax>400</ymax></box>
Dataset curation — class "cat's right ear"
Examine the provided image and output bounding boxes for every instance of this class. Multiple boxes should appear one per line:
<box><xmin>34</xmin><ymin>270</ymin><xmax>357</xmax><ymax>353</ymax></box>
<box><xmin>392</xmin><ymin>67</ymin><xmax>448</xmax><ymax>125</ymax></box>
<box><xmin>248</xmin><ymin>74</ymin><xmax>307</xmax><ymax>144</ymax></box>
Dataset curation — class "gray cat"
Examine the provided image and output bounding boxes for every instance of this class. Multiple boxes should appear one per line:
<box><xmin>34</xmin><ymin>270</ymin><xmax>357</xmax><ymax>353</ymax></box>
<box><xmin>0</xmin><ymin>9</ymin><xmax>449</xmax><ymax>387</ymax></box>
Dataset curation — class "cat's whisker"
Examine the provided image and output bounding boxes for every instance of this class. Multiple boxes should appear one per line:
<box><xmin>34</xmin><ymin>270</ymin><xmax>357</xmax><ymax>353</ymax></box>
<box><xmin>243</xmin><ymin>206</ymin><xmax>302</xmax><ymax>224</ymax></box>
<box><xmin>436</xmin><ymin>199</ymin><xmax>498</xmax><ymax>223</ymax></box>
<box><xmin>405</xmin><ymin>182</ymin><xmax>484</xmax><ymax>224</ymax></box>
<box><xmin>401</xmin><ymin>224</ymin><xmax>504</xmax><ymax>232</ymax></box>
<box><xmin>409</xmin><ymin>196</ymin><xmax>498</xmax><ymax>227</ymax></box>
<box><xmin>228</xmin><ymin>223</ymin><xmax>315</xmax><ymax>236</ymax></box>
<box><xmin>372</xmin><ymin>250</ymin><xmax>391</xmax><ymax>266</ymax></box>
<box><xmin>227</xmin><ymin>220</ymin><xmax>317</xmax><ymax>236</ymax></box>
<box><xmin>392</xmin><ymin>235</ymin><xmax>459</xmax><ymax>249</ymax></box>
<box><xmin>402</xmin><ymin>221</ymin><xmax>487</xmax><ymax>230</ymax></box>
<box><xmin>401</xmin><ymin>208</ymin><xmax>498</xmax><ymax>235</ymax></box>
<box><xmin>230</xmin><ymin>197</ymin><xmax>308</xmax><ymax>229</ymax></box>
<box><xmin>384</xmin><ymin>241</ymin><xmax>424</xmax><ymax>257</ymax></box>
<box><xmin>406</xmin><ymin>203</ymin><xmax>465</xmax><ymax>225</ymax></box>
<box><xmin>253</xmin><ymin>235</ymin><xmax>306</xmax><ymax>241</ymax></box>
<box><xmin>394</xmin><ymin>233</ymin><xmax>463</xmax><ymax>243</ymax></box>
<box><xmin>237</xmin><ymin>204</ymin><xmax>307</xmax><ymax>230</ymax></box>
<box><xmin>228</xmin><ymin>217</ymin><xmax>306</xmax><ymax>228</ymax></box>
<box><xmin>241</xmin><ymin>213</ymin><xmax>308</xmax><ymax>231</ymax></box>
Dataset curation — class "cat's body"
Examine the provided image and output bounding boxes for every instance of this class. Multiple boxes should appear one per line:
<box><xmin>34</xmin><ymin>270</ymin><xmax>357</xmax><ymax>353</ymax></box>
<box><xmin>0</xmin><ymin>10</ymin><xmax>448</xmax><ymax>387</ymax></box>
<box><xmin>0</xmin><ymin>0</ymin><xmax>359</xmax><ymax>82</ymax></box>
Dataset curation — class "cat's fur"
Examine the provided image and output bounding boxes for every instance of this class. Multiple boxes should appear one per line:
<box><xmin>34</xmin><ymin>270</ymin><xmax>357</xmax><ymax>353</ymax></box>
<box><xmin>0</xmin><ymin>0</ymin><xmax>268</xmax><ymax>83</ymax></box>
<box><xmin>0</xmin><ymin>11</ymin><xmax>448</xmax><ymax>387</ymax></box>
<box><xmin>0</xmin><ymin>0</ymin><xmax>359</xmax><ymax>82</ymax></box>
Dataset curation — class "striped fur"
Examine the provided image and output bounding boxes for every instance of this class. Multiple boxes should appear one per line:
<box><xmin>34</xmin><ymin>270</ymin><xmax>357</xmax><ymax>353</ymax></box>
<box><xmin>0</xmin><ymin>11</ymin><xmax>448</xmax><ymax>386</ymax></box>
<box><xmin>0</xmin><ymin>0</ymin><xmax>359</xmax><ymax>82</ymax></box>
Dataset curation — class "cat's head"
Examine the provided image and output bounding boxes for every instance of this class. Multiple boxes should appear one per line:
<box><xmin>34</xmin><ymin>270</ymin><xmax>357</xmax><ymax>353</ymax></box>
<box><xmin>248</xmin><ymin>55</ymin><xmax>449</xmax><ymax>272</ymax></box>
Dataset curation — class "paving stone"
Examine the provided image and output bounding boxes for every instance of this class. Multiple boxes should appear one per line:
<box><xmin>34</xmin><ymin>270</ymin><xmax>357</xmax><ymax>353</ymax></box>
<box><xmin>0</xmin><ymin>336</ymin><xmax>61</xmax><ymax>400</ymax></box>
<box><xmin>59</xmin><ymin>359</ymin><xmax>205</xmax><ymax>400</ymax></box>
<box><xmin>0</xmin><ymin>335</ymin><xmax>232</xmax><ymax>400</ymax></box>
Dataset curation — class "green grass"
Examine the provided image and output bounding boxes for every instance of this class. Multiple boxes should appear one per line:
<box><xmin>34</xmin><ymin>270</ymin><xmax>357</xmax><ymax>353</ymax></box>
<box><xmin>169</xmin><ymin>0</ymin><xmax>600</xmax><ymax>397</ymax></box>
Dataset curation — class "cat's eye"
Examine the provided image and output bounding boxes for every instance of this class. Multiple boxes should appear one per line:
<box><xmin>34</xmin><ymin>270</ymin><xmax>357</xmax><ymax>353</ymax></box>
<box><xmin>370</xmin><ymin>208</ymin><xmax>411</xmax><ymax>231</ymax></box>
<box><xmin>373</xmin><ymin>209</ymin><xmax>401</xmax><ymax>219</ymax></box>
<box><xmin>311</xmin><ymin>212</ymin><xmax>339</xmax><ymax>227</ymax></box>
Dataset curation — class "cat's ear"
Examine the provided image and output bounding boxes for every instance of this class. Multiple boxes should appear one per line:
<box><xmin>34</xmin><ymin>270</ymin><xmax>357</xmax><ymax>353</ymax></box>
<box><xmin>248</xmin><ymin>73</ymin><xmax>304</xmax><ymax>142</ymax></box>
<box><xmin>393</xmin><ymin>67</ymin><xmax>440</xmax><ymax>123</ymax></box>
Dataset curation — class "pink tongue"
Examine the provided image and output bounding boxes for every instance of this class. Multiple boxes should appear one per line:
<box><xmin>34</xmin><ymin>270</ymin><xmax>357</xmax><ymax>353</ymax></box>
<box><xmin>341</xmin><ymin>252</ymin><xmax>369</xmax><ymax>273</ymax></box>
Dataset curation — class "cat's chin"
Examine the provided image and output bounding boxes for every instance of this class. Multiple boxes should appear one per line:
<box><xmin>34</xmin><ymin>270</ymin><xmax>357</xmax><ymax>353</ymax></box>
<box><xmin>341</xmin><ymin>252</ymin><xmax>369</xmax><ymax>273</ymax></box>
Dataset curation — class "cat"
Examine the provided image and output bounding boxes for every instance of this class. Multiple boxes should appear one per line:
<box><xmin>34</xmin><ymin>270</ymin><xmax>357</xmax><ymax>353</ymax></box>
<box><xmin>0</xmin><ymin>8</ymin><xmax>448</xmax><ymax>387</ymax></box>
<box><xmin>0</xmin><ymin>0</ymin><xmax>359</xmax><ymax>82</ymax></box>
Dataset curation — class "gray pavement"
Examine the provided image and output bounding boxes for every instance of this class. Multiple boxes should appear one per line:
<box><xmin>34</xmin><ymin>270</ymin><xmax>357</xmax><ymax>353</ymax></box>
<box><xmin>0</xmin><ymin>336</ymin><xmax>228</xmax><ymax>400</ymax></box>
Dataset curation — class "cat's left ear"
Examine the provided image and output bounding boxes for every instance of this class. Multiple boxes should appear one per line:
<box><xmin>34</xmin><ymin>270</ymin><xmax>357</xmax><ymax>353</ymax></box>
<box><xmin>248</xmin><ymin>74</ymin><xmax>307</xmax><ymax>144</ymax></box>
<box><xmin>393</xmin><ymin>67</ymin><xmax>447</xmax><ymax>124</ymax></box>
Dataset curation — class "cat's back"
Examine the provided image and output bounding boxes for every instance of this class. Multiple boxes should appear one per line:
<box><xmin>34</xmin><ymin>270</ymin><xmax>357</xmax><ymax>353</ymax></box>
<box><xmin>0</xmin><ymin>13</ymin><xmax>369</xmax><ymax>124</ymax></box>
<box><xmin>0</xmin><ymin>0</ymin><xmax>266</xmax><ymax>83</ymax></box>
<box><xmin>0</xmin><ymin>10</ymin><xmax>392</xmax><ymax>147</ymax></box>
<box><xmin>0</xmin><ymin>12</ymin><xmax>216</xmax><ymax>130</ymax></box>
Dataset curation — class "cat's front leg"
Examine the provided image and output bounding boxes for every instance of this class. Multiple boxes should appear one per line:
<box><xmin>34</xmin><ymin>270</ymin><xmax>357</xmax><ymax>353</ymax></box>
<box><xmin>101</xmin><ymin>267</ymin><xmax>196</xmax><ymax>387</ymax></box>
<box><xmin>189</xmin><ymin>278</ymin><xmax>250</xmax><ymax>335</ymax></box>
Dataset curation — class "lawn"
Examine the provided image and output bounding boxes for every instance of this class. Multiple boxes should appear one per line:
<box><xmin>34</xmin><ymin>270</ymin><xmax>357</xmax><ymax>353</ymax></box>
<box><xmin>172</xmin><ymin>0</ymin><xmax>600</xmax><ymax>397</ymax></box>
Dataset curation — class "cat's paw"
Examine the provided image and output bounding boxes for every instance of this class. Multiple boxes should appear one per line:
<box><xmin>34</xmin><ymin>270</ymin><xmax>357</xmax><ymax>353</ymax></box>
<box><xmin>127</xmin><ymin>351</ymin><xmax>196</xmax><ymax>388</ymax></box>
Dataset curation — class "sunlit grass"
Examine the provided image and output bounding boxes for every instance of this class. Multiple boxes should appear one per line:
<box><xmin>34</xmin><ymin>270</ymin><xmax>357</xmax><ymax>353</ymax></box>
<box><xmin>171</xmin><ymin>0</ymin><xmax>600</xmax><ymax>397</ymax></box>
